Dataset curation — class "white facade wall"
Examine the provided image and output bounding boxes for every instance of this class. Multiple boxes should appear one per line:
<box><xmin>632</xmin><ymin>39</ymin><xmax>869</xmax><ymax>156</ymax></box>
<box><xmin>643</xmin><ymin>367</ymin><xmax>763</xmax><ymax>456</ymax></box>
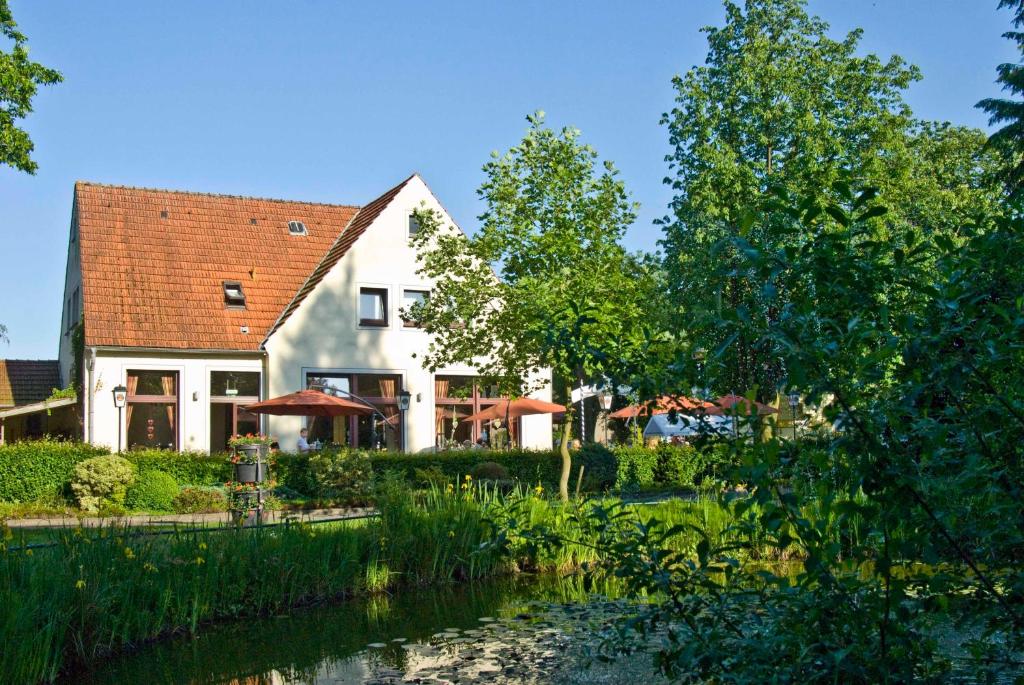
<box><xmin>264</xmin><ymin>175</ymin><xmax>553</xmax><ymax>453</ymax></box>
<box><xmin>57</xmin><ymin>202</ymin><xmax>83</xmax><ymax>387</ymax></box>
<box><xmin>84</xmin><ymin>350</ymin><xmax>263</xmax><ymax>452</ymax></box>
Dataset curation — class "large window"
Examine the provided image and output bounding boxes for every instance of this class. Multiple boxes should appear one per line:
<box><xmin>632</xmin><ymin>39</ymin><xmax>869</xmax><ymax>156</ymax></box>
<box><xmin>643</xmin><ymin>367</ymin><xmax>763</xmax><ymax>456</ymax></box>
<box><xmin>434</xmin><ymin>375</ymin><xmax>514</xmax><ymax>448</ymax></box>
<box><xmin>305</xmin><ymin>372</ymin><xmax>402</xmax><ymax>450</ymax></box>
<box><xmin>209</xmin><ymin>371</ymin><xmax>260</xmax><ymax>453</ymax></box>
<box><xmin>359</xmin><ymin>287</ymin><xmax>388</xmax><ymax>327</ymax></box>
<box><xmin>126</xmin><ymin>370</ymin><xmax>178</xmax><ymax>450</ymax></box>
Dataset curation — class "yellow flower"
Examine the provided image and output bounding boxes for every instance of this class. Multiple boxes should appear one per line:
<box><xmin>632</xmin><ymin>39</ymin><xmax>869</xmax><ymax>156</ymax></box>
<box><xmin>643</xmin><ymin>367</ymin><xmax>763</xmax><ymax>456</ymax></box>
<box><xmin>198</xmin><ymin>542</ymin><xmax>207</xmax><ymax>551</ymax></box>
<box><xmin>24</xmin><ymin>548</ymin><xmax>32</xmax><ymax>556</ymax></box>
<box><xmin>464</xmin><ymin>474</ymin><xmax>472</xmax><ymax>482</ymax></box>
<box><xmin>123</xmin><ymin>547</ymin><xmax>135</xmax><ymax>559</ymax></box>
<box><xmin>75</xmin><ymin>579</ymin><xmax>86</xmax><ymax>590</ymax></box>
<box><xmin>195</xmin><ymin>556</ymin><xmax>205</xmax><ymax>565</ymax></box>
<box><xmin>460</xmin><ymin>482</ymin><xmax>468</xmax><ymax>490</ymax></box>
<box><xmin>143</xmin><ymin>563</ymin><xmax>157</xmax><ymax>573</ymax></box>
<box><xmin>533</xmin><ymin>484</ymin><xmax>544</xmax><ymax>495</ymax></box>
<box><xmin>447</xmin><ymin>530</ymin><xmax>456</xmax><ymax>538</ymax></box>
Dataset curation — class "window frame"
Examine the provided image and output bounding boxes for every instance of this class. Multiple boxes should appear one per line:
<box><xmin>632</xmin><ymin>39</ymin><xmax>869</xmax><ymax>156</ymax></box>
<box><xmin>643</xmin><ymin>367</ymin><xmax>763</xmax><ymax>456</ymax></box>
<box><xmin>407</xmin><ymin>213</ymin><xmax>420</xmax><ymax>239</ymax></box>
<box><xmin>288</xmin><ymin>220</ymin><xmax>308</xmax><ymax>236</ymax></box>
<box><xmin>358</xmin><ymin>286</ymin><xmax>389</xmax><ymax>328</ymax></box>
<box><xmin>223</xmin><ymin>280</ymin><xmax>246</xmax><ymax>309</ymax></box>
<box><xmin>125</xmin><ymin>369</ymin><xmax>180</xmax><ymax>451</ymax></box>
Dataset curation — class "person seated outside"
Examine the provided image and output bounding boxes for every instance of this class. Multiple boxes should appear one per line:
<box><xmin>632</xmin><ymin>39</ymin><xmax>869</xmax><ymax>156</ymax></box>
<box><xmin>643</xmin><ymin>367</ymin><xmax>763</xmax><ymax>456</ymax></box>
<box><xmin>297</xmin><ymin>428</ymin><xmax>311</xmax><ymax>453</ymax></box>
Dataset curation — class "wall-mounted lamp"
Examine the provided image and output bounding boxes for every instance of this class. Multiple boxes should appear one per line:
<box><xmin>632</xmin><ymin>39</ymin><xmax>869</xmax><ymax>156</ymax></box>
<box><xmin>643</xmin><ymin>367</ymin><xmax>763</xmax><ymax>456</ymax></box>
<box><xmin>397</xmin><ymin>390</ymin><xmax>412</xmax><ymax>412</ymax></box>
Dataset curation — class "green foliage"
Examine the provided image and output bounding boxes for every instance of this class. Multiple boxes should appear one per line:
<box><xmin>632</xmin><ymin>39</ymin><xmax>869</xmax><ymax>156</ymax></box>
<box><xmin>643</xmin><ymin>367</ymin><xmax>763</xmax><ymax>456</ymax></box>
<box><xmin>977</xmin><ymin>0</ymin><xmax>1024</xmax><ymax>198</ymax></box>
<box><xmin>660</xmin><ymin>0</ymin><xmax>996</xmax><ymax>400</ymax></box>
<box><xmin>0</xmin><ymin>440</ymin><xmax>106</xmax><ymax>503</ymax></box>
<box><xmin>0</xmin><ymin>0</ymin><xmax>63</xmax><ymax>173</ymax></box>
<box><xmin>308</xmin><ymin>449</ymin><xmax>375</xmax><ymax>502</ymax></box>
<box><xmin>124</xmin><ymin>471</ymin><xmax>179</xmax><ymax>512</ymax></box>
<box><xmin>409</xmin><ymin>111</ymin><xmax>668</xmax><ymax>498</ymax></box>
<box><xmin>468</xmin><ymin>461</ymin><xmax>510</xmax><ymax>481</ymax></box>
<box><xmin>123</xmin><ymin>449</ymin><xmax>229</xmax><ymax>487</ymax></box>
<box><xmin>171</xmin><ymin>486</ymin><xmax>227</xmax><ymax>514</ymax></box>
<box><xmin>70</xmin><ymin>456</ymin><xmax>136</xmax><ymax>513</ymax></box>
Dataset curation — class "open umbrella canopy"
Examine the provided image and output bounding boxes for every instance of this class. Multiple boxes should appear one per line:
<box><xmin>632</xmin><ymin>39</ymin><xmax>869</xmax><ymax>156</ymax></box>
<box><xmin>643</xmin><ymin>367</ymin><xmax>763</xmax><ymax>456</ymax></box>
<box><xmin>243</xmin><ymin>390</ymin><xmax>374</xmax><ymax>417</ymax></box>
<box><xmin>706</xmin><ymin>394</ymin><xmax>779</xmax><ymax>416</ymax></box>
<box><xmin>461</xmin><ymin>397</ymin><xmax>566</xmax><ymax>423</ymax></box>
<box><xmin>609</xmin><ymin>395</ymin><xmax>715</xmax><ymax>419</ymax></box>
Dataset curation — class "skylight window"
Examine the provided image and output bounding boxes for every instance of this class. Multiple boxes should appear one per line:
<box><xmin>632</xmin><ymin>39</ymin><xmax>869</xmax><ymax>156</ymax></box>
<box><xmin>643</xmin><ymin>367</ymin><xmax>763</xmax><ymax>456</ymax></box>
<box><xmin>223</xmin><ymin>281</ymin><xmax>246</xmax><ymax>308</ymax></box>
<box><xmin>288</xmin><ymin>220</ymin><xmax>307</xmax><ymax>236</ymax></box>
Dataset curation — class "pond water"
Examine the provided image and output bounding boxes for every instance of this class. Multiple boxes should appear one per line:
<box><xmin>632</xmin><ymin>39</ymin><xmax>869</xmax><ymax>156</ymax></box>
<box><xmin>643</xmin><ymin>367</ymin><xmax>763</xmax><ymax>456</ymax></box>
<box><xmin>67</xmin><ymin>574</ymin><xmax>668</xmax><ymax>685</ymax></box>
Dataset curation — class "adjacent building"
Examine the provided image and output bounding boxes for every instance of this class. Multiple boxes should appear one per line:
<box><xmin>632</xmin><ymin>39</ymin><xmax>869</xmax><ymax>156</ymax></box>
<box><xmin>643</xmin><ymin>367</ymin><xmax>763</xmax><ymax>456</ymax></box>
<box><xmin>40</xmin><ymin>174</ymin><xmax>551</xmax><ymax>453</ymax></box>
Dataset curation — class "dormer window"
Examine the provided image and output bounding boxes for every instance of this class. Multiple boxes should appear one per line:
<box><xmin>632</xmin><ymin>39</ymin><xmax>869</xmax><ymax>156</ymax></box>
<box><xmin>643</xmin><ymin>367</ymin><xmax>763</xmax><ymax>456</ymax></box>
<box><xmin>224</xmin><ymin>281</ymin><xmax>246</xmax><ymax>308</ymax></box>
<box><xmin>288</xmin><ymin>220</ymin><xmax>307</xmax><ymax>236</ymax></box>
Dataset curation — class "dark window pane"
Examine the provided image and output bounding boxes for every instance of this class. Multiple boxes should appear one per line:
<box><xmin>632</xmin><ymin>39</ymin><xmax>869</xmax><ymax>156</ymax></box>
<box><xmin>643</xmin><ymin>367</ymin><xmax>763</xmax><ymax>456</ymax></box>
<box><xmin>435</xmin><ymin>375</ymin><xmax>474</xmax><ymax>400</ymax></box>
<box><xmin>210</xmin><ymin>371</ymin><xmax>260</xmax><ymax>397</ymax></box>
<box><xmin>355</xmin><ymin>374</ymin><xmax>401</xmax><ymax>398</ymax></box>
<box><xmin>127</xmin><ymin>402</ymin><xmax>177</xmax><ymax>450</ymax></box>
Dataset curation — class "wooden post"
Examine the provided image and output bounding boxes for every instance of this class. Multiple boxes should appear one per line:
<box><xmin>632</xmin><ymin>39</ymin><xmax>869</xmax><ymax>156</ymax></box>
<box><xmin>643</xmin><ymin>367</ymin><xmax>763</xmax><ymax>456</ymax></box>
<box><xmin>574</xmin><ymin>464</ymin><xmax>585</xmax><ymax>498</ymax></box>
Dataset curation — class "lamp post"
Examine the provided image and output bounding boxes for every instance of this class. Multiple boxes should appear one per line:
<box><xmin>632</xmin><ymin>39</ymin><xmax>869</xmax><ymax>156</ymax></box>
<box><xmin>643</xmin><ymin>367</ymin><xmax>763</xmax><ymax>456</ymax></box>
<box><xmin>112</xmin><ymin>384</ymin><xmax>127</xmax><ymax>452</ymax></box>
<box><xmin>598</xmin><ymin>391</ymin><xmax>613</xmax><ymax>445</ymax></box>
<box><xmin>787</xmin><ymin>392</ymin><xmax>800</xmax><ymax>441</ymax></box>
<box><xmin>397</xmin><ymin>389</ymin><xmax>412</xmax><ymax>452</ymax></box>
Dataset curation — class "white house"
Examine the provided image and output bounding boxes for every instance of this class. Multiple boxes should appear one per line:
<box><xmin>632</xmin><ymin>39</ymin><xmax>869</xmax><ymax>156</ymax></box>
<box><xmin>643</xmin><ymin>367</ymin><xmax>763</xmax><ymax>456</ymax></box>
<box><xmin>54</xmin><ymin>174</ymin><xmax>553</xmax><ymax>454</ymax></box>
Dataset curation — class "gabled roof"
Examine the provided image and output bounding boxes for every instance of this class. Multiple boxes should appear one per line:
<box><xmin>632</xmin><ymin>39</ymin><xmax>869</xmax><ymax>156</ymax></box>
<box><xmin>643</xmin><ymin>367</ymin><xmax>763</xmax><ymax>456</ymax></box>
<box><xmin>0</xmin><ymin>360</ymin><xmax>60</xmax><ymax>408</ymax></box>
<box><xmin>75</xmin><ymin>182</ymin><xmax>360</xmax><ymax>350</ymax></box>
<box><xmin>265</xmin><ymin>174</ymin><xmax>416</xmax><ymax>341</ymax></box>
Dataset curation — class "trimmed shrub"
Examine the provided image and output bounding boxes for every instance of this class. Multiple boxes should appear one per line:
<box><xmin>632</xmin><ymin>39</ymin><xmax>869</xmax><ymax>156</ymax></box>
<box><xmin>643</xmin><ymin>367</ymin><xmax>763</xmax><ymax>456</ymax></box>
<box><xmin>70</xmin><ymin>455</ymin><xmax>137</xmax><ymax>513</ymax></box>
<box><xmin>272</xmin><ymin>452</ymin><xmax>316</xmax><ymax>496</ymax></box>
<box><xmin>654</xmin><ymin>444</ymin><xmax>701</xmax><ymax>488</ymax></box>
<box><xmin>124</xmin><ymin>449</ymin><xmax>229</xmax><ymax>487</ymax></box>
<box><xmin>308</xmin><ymin>449</ymin><xmax>375</xmax><ymax>502</ymax></box>
<box><xmin>0</xmin><ymin>439</ymin><xmax>107</xmax><ymax>503</ymax></box>
<box><xmin>470</xmin><ymin>461</ymin><xmax>510</xmax><ymax>481</ymax></box>
<box><xmin>614</xmin><ymin>445</ymin><xmax>659</xmax><ymax>488</ymax></box>
<box><xmin>125</xmin><ymin>470</ymin><xmax>179</xmax><ymax>511</ymax></box>
<box><xmin>172</xmin><ymin>486</ymin><xmax>228</xmax><ymax>514</ymax></box>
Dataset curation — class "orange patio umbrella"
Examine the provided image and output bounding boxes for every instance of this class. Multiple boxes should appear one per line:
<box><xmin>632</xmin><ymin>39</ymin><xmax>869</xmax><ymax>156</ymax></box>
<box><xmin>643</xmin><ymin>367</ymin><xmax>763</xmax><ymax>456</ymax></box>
<box><xmin>243</xmin><ymin>390</ymin><xmax>374</xmax><ymax>417</ymax></box>
<box><xmin>461</xmin><ymin>397</ymin><xmax>567</xmax><ymax>423</ymax></box>
<box><xmin>705</xmin><ymin>394</ymin><xmax>779</xmax><ymax>416</ymax></box>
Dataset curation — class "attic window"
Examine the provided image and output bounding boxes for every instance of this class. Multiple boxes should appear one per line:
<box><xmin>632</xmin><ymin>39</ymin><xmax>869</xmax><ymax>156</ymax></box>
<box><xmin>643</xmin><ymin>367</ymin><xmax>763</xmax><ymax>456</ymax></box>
<box><xmin>408</xmin><ymin>213</ymin><xmax>420</xmax><ymax>236</ymax></box>
<box><xmin>288</xmin><ymin>220</ymin><xmax>307</xmax><ymax>236</ymax></box>
<box><xmin>223</xmin><ymin>281</ymin><xmax>246</xmax><ymax>308</ymax></box>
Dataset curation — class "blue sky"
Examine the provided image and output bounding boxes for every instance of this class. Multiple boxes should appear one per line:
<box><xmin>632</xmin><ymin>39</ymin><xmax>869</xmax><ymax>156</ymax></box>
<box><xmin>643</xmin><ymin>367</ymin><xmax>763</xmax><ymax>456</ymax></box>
<box><xmin>0</xmin><ymin>1</ymin><xmax>1017</xmax><ymax>360</ymax></box>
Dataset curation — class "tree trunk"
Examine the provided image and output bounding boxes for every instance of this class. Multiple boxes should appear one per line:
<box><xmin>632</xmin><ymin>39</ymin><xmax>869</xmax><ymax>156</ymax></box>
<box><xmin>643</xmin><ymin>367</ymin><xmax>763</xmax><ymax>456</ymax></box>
<box><xmin>559</xmin><ymin>414</ymin><xmax>572</xmax><ymax>501</ymax></box>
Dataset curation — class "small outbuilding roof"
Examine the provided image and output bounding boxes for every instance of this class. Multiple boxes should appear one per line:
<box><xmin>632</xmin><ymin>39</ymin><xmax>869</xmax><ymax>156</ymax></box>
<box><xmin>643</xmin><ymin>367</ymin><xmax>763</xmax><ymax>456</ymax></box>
<box><xmin>0</xmin><ymin>360</ymin><xmax>61</xmax><ymax>408</ymax></box>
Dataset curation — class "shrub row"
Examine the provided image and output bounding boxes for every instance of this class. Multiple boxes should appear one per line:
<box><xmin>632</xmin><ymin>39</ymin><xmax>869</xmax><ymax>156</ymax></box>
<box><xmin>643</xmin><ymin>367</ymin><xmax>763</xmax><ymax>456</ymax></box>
<box><xmin>0</xmin><ymin>440</ymin><xmax>732</xmax><ymax>506</ymax></box>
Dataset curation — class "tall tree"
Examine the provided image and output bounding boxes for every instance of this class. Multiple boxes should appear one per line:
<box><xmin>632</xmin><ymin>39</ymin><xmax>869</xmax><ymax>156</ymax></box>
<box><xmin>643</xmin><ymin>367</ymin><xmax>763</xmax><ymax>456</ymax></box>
<box><xmin>0</xmin><ymin>0</ymin><xmax>61</xmax><ymax>173</ymax></box>
<box><xmin>977</xmin><ymin>0</ymin><xmax>1024</xmax><ymax>197</ymax></box>
<box><xmin>661</xmin><ymin>0</ymin><xmax>998</xmax><ymax>399</ymax></box>
<box><xmin>409</xmin><ymin>112</ymin><xmax>660</xmax><ymax>500</ymax></box>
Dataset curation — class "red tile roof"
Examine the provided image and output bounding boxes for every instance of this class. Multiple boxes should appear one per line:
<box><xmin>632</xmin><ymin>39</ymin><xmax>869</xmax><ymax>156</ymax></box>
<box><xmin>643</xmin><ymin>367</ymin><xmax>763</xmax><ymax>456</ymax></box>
<box><xmin>0</xmin><ymin>360</ymin><xmax>61</xmax><ymax>408</ymax></box>
<box><xmin>265</xmin><ymin>174</ymin><xmax>414</xmax><ymax>340</ymax></box>
<box><xmin>75</xmin><ymin>182</ymin><xmax>369</xmax><ymax>350</ymax></box>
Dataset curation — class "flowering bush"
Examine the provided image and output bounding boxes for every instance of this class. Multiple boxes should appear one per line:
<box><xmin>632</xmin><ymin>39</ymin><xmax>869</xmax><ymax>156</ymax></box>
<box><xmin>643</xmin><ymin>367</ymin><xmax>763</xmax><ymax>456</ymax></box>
<box><xmin>227</xmin><ymin>433</ymin><xmax>272</xmax><ymax>448</ymax></box>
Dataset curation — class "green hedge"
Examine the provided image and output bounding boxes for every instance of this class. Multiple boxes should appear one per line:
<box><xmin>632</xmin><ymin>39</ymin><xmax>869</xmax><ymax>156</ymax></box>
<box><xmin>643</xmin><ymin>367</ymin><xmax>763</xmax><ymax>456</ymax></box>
<box><xmin>0</xmin><ymin>439</ymin><xmax>107</xmax><ymax>503</ymax></box>
<box><xmin>123</xmin><ymin>450</ymin><xmax>229</xmax><ymax>487</ymax></box>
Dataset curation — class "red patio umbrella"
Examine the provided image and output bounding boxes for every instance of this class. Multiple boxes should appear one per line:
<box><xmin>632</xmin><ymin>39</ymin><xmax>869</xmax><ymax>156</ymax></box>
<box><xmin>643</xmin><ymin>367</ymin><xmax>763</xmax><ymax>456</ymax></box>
<box><xmin>609</xmin><ymin>395</ymin><xmax>715</xmax><ymax>419</ymax></box>
<box><xmin>243</xmin><ymin>390</ymin><xmax>374</xmax><ymax>417</ymax></box>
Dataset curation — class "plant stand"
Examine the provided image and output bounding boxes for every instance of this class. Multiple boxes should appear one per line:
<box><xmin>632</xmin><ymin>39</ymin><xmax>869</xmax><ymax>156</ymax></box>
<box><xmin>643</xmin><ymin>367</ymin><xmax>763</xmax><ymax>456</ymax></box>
<box><xmin>229</xmin><ymin>444</ymin><xmax>270</xmax><ymax>526</ymax></box>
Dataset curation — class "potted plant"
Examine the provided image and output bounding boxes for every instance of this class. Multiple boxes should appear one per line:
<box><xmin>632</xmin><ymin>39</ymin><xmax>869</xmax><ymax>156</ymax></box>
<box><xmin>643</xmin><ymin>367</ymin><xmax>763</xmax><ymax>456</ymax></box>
<box><xmin>228</xmin><ymin>434</ymin><xmax>273</xmax><ymax>482</ymax></box>
<box><xmin>226</xmin><ymin>481</ymin><xmax>267</xmax><ymax>526</ymax></box>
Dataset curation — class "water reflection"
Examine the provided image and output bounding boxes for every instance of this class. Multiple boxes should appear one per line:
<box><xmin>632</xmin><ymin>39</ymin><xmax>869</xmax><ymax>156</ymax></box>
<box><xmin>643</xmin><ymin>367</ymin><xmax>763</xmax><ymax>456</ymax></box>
<box><xmin>68</xmin><ymin>574</ymin><xmax>656</xmax><ymax>685</ymax></box>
